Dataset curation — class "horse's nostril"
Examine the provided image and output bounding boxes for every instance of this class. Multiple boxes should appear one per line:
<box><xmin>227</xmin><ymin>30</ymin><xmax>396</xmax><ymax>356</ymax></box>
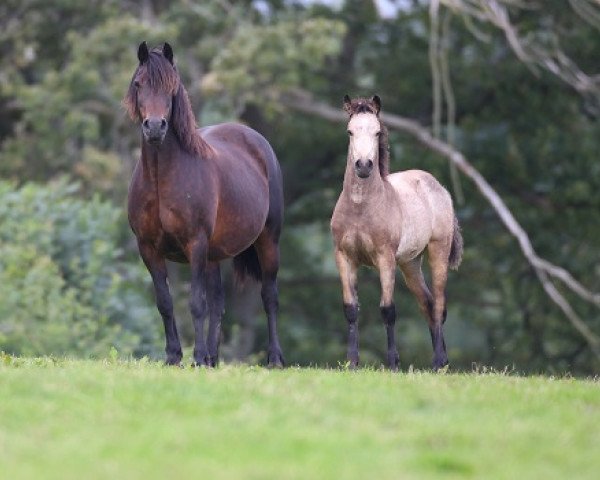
<box><xmin>161</xmin><ymin>119</ymin><xmax>167</xmax><ymax>129</ymax></box>
<box><xmin>143</xmin><ymin>119</ymin><xmax>149</xmax><ymax>129</ymax></box>
<box><xmin>355</xmin><ymin>160</ymin><xmax>361</xmax><ymax>169</ymax></box>
<box><xmin>367</xmin><ymin>160</ymin><xmax>374</xmax><ymax>168</ymax></box>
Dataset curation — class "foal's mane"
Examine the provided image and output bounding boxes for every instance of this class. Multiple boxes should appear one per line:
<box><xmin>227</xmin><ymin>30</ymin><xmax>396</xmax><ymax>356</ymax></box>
<box><xmin>123</xmin><ymin>47</ymin><xmax>210</xmax><ymax>157</ymax></box>
<box><xmin>343</xmin><ymin>97</ymin><xmax>390</xmax><ymax>178</ymax></box>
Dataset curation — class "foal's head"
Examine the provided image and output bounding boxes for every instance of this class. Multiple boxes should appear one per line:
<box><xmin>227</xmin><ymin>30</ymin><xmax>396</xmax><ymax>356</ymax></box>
<box><xmin>343</xmin><ymin>95</ymin><xmax>390</xmax><ymax>179</ymax></box>
<box><xmin>124</xmin><ymin>42</ymin><xmax>204</xmax><ymax>155</ymax></box>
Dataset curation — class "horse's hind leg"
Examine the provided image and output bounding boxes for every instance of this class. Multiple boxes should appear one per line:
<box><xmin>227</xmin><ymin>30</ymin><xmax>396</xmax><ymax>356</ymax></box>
<box><xmin>400</xmin><ymin>258</ymin><xmax>438</xmax><ymax>368</ymax></box>
<box><xmin>254</xmin><ymin>230</ymin><xmax>284</xmax><ymax>368</ymax></box>
<box><xmin>427</xmin><ymin>239</ymin><xmax>451</xmax><ymax>370</ymax></box>
<box><xmin>335</xmin><ymin>250</ymin><xmax>359</xmax><ymax>368</ymax></box>
<box><xmin>188</xmin><ymin>236</ymin><xmax>210</xmax><ymax>367</ymax></box>
<box><xmin>138</xmin><ymin>242</ymin><xmax>182</xmax><ymax>366</ymax></box>
<box><xmin>206</xmin><ymin>261</ymin><xmax>225</xmax><ymax>367</ymax></box>
<box><xmin>376</xmin><ymin>253</ymin><xmax>400</xmax><ymax>371</ymax></box>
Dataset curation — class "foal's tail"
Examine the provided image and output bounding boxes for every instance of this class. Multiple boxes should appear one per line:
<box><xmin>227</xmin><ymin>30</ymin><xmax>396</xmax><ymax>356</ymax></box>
<box><xmin>448</xmin><ymin>215</ymin><xmax>463</xmax><ymax>270</ymax></box>
<box><xmin>233</xmin><ymin>246</ymin><xmax>262</xmax><ymax>285</ymax></box>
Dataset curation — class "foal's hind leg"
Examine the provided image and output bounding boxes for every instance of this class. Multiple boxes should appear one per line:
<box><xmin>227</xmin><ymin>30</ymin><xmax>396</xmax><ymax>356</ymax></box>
<box><xmin>335</xmin><ymin>250</ymin><xmax>359</xmax><ymax>368</ymax></box>
<box><xmin>376</xmin><ymin>253</ymin><xmax>400</xmax><ymax>371</ymax></box>
<box><xmin>400</xmin><ymin>258</ymin><xmax>438</xmax><ymax>368</ymax></box>
<box><xmin>138</xmin><ymin>242</ymin><xmax>182</xmax><ymax>366</ymax></box>
<box><xmin>206</xmin><ymin>261</ymin><xmax>225</xmax><ymax>367</ymax></box>
<box><xmin>254</xmin><ymin>230</ymin><xmax>284</xmax><ymax>368</ymax></box>
<box><xmin>427</xmin><ymin>240</ymin><xmax>451</xmax><ymax>370</ymax></box>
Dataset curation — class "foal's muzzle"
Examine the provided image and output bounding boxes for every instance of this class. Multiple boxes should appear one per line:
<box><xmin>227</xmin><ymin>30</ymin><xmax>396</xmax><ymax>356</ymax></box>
<box><xmin>142</xmin><ymin>117</ymin><xmax>168</xmax><ymax>145</ymax></box>
<box><xmin>355</xmin><ymin>159</ymin><xmax>374</xmax><ymax>178</ymax></box>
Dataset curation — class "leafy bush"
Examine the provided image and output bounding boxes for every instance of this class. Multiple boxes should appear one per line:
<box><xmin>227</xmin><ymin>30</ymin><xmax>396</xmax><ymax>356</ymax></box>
<box><xmin>0</xmin><ymin>180</ymin><xmax>161</xmax><ymax>357</ymax></box>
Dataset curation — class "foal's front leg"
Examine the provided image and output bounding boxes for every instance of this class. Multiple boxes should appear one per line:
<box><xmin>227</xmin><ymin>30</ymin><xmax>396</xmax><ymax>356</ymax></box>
<box><xmin>377</xmin><ymin>253</ymin><xmax>399</xmax><ymax>371</ymax></box>
<box><xmin>335</xmin><ymin>250</ymin><xmax>359</xmax><ymax>368</ymax></box>
<box><xmin>188</xmin><ymin>237</ymin><xmax>210</xmax><ymax>367</ymax></box>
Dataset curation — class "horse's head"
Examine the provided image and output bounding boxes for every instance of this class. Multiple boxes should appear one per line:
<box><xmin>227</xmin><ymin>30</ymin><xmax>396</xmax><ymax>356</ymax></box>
<box><xmin>343</xmin><ymin>95</ymin><xmax>384</xmax><ymax>179</ymax></box>
<box><xmin>124</xmin><ymin>42</ymin><xmax>179</xmax><ymax>147</ymax></box>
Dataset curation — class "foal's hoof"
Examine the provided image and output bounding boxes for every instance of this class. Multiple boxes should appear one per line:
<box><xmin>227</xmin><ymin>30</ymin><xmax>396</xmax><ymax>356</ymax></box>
<box><xmin>267</xmin><ymin>349</ymin><xmax>285</xmax><ymax>369</ymax></box>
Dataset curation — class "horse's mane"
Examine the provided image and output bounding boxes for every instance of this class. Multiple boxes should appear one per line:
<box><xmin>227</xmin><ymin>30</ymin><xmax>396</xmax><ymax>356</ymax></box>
<box><xmin>343</xmin><ymin>97</ymin><xmax>390</xmax><ymax>178</ymax></box>
<box><xmin>123</xmin><ymin>48</ymin><xmax>210</xmax><ymax>157</ymax></box>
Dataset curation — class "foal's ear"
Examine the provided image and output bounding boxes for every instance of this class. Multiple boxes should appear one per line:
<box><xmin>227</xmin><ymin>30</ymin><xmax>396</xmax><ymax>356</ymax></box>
<box><xmin>163</xmin><ymin>42</ymin><xmax>174</xmax><ymax>65</ymax></box>
<box><xmin>371</xmin><ymin>95</ymin><xmax>381</xmax><ymax>115</ymax></box>
<box><xmin>138</xmin><ymin>41</ymin><xmax>149</xmax><ymax>64</ymax></box>
<box><xmin>343</xmin><ymin>94</ymin><xmax>352</xmax><ymax>115</ymax></box>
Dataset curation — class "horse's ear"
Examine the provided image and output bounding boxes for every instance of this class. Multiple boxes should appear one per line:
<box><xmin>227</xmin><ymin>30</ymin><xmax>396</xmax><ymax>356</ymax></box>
<box><xmin>372</xmin><ymin>95</ymin><xmax>381</xmax><ymax>115</ymax></box>
<box><xmin>343</xmin><ymin>94</ymin><xmax>352</xmax><ymax>115</ymax></box>
<box><xmin>163</xmin><ymin>42</ymin><xmax>174</xmax><ymax>65</ymax></box>
<box><xmin>138</xmin><ymin>41</ymin><xmax>149</xmax><ymax>64</ymax></box>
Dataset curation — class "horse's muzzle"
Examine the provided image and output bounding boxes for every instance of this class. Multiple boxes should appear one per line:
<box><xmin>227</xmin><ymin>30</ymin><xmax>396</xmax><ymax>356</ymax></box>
<box><xmin>142</xmin><ymin>117</ymin><xmax>168</xmax><ymax>146</ymax></box>
<box><xmin>355</xmin><ymin>159</ymin><xmax>374</xmax><ymax>178</ymax></box>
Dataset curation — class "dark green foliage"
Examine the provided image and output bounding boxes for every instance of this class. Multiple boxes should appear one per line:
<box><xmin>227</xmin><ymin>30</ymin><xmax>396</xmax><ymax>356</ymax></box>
<box><xmin>0</xmin><ymin>180</ymin><xmax>161</xmax><ymax>357</ymax></box>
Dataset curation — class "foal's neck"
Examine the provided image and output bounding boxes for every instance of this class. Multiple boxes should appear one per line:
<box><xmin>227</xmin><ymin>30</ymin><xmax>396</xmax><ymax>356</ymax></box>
<box><xmin>342</xmin><ymin>156</ymin><xmax>385</xmax><ymax>207</ymax></box>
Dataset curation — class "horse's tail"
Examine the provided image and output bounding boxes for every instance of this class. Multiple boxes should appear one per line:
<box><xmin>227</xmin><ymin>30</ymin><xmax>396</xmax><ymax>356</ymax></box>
<box><xmin>448</xmin><ymin>215</ymin><xmax>463</xmax><ymax>270</ymax></box>
<box><xmin>233</xmin><ymin>245</ymin><xmax>262</xmax><ymax>285</ymax></box>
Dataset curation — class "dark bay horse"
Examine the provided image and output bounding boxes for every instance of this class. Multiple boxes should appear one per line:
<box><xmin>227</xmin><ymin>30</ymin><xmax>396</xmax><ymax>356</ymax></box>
<box><xmin>123</xmin><ymin>42</ymin><xmax>284</xmax><ymax>367</ymax></box>
<box><xmin>331</xmin><ymin>95</ymin><xmax>463</xmax><ymax>371</ymax></box>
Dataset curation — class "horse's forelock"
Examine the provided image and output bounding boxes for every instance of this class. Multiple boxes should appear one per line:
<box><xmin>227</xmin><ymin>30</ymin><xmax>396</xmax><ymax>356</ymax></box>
<box><xmin>345</xmin><ymin>97</ymin><xmax>379</xmax><ymax>117</ymax></box>
<box><xmin>145</xmin><ymin>50</ymin><xmax>179</xmax><ymax>94</ymax></box>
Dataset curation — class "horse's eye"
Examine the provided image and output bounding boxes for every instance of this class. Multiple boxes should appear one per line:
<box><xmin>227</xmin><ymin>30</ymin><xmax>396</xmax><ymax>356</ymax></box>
<box><xmin>134</xmin><ymin>80</ymin><xmax>140</xmax><ymax>88</ymax></box>
<box><xmin>347</xmin><ymin>130</ymin><xmax>353</xmax><ymax>136</ymax></box>
<box><xmin>376</xmin><ymin>131</ymin><xmax>381</xmax><ymax>137</ymax></box>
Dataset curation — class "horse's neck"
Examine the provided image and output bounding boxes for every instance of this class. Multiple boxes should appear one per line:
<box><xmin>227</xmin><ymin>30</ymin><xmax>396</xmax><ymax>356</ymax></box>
<box><xmin>342</xmin><ymin>158</ymin><xmax>385</xmax><ymax>208</ymax></box>
<box><xmin>140</xmin><ymin>130</ymin><xmax>184</xmax><ymax>184</ymax></box>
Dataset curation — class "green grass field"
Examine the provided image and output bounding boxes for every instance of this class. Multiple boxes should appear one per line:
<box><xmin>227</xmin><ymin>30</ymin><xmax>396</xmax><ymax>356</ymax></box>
<box><xmin>1</xmin><ymin>356</ymin><xmax>599</xmax><ymax>479</ymax></box>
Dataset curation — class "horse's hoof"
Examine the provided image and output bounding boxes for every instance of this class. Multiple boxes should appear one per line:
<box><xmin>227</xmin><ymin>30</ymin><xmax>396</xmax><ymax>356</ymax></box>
<box><xmin>208</xmin><ymin>356</ymin><xmax>219</xmax><ymax>368</ymax></box>
<box><xmin>267</xmin><ymin>350</ymin><xmax>285</xmax><ymax>369</ymax></box>
<box><xmin>191</xmin><ymin>357</ymin><xmax>211</xmax><ymax>368</ymax></box>
<box><xmin>344</xmin><ymin>360</ymin><xmax>359</xmax><ymax>370</ymax></box>
<box><xmin>388</xmin><ymin>351</ymin><xmax>400</xmax><ymax>371</ymax></box>
<box><xmin>165</xmin><ymin>355</ymin><xmax>183</xmax><ymax>367</ymax></box>
<box><xmin>432</xmin><ymin>360</ymin><xmax>449</xmax><ymax>373</ymax></box>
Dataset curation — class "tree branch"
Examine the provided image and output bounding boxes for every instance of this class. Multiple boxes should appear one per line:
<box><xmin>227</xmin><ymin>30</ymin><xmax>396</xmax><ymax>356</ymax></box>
<box><xmin>281</xmin><ymin>90</ymin><xmax>600</xmax><ymax>357</ymax></box>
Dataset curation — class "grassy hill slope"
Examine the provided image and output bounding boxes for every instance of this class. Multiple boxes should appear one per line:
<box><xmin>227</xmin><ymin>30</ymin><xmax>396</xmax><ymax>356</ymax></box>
<box><xmin>1</xmin><ymin>357</ymin><xmax>598</xmax><ymax>479</ymax></box>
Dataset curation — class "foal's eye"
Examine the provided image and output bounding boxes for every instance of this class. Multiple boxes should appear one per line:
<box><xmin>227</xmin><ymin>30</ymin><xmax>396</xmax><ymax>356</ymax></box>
<box><xmin>134</xmin><ymin>80</ymin><xmax>140</xmax><ymax>88</ymax></box>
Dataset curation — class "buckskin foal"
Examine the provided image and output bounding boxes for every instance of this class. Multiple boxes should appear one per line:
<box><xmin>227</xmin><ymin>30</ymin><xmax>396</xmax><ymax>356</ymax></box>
<box><xmin>331</xmin><ymin>95</ymin><xmax>463</xmax><ymax>371</ymax></box>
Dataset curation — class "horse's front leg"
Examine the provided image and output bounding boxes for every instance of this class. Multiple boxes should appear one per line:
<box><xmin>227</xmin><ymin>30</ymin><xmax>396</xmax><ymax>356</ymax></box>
<box><xmin>206</xmin><ymin>261</ymin><xmax>225</xmax><ymax>367</ymax></box>
<box><xmin>137</xmin><ymin>242</ymin><xmax>182</xmax><ymax>366</ymax></box>
<box><xmin>377</xmin><ymin>253</ymin><xmax>399</xmax><ymax>371</ymax></box>
<box><xmin>188</xmin><ymin>237</ymin><xmax>210</xmax><ymax>367</ymax></box>
<box><xmin>335</xmin><ymin>250</ymin><xmax>359</xmax><ymax>368</ymax></box>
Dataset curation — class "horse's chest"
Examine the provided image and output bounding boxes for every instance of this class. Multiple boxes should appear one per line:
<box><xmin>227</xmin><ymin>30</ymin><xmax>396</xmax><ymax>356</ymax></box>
<box><xmin>339</xmin><ymin>229</ymin><xmax>380</xmax><ymax>266</ymax></box>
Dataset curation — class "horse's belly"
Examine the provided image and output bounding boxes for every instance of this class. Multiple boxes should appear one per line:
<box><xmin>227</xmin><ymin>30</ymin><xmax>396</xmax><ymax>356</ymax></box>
<box><xmin>394</xmin><ymin>212</ymin><xmax>432</xmax><ymax>264</ymax></box>
<box><xmin>208</xmin><ymin>197</ymin><xmax>269</xmax><ymax>259</ymax></box>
